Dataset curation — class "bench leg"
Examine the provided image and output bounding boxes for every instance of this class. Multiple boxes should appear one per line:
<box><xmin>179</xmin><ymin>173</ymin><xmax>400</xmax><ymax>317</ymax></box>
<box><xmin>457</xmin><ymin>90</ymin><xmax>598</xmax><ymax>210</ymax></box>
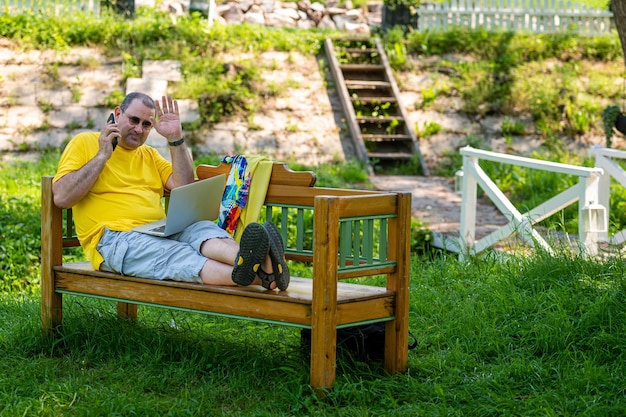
<box><xmin>117</xmin><ymin>302</ymin><xmax>138</xmax><ymax>321</ymax></box>
<box><xmin>310</xmin><ymin>323</ymin><xmax>337</xmax><ymax>392</ymax></box>
<box><xmin>384</xmin><ymin>191</ymin><xmax>411</xmax><ymax>374</ymax></box>
<box><xmin>310</xmin><ymin>196</ymin><xmax>341</xmax><ymax>392</ymax></box>
<box><xmin>41</xmin><ymin>289</ymin><xmax>63</xmax><ymax>335</ymax></box>
<box><xmin>384</xmin><ymin>319</ymin><xmax>409</xmax><ymax>374</ymax></box>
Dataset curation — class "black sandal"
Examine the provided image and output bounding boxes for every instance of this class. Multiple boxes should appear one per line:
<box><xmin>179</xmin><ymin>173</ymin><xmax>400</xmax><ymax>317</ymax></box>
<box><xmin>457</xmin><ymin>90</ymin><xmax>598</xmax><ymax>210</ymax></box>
<box><xmin>264</xmin><ymin>221</ymin><xmax>290</xmax><ymax>291</ymax></box>
<box><xmin>232</xmin><ymin>222</ymin><xmax>269</xmax><ymax>286</ymax></box>
<box><xmin>257</xmin><ymin>268</ymin><xmax>277</xmax><ymax>290</ymax></box>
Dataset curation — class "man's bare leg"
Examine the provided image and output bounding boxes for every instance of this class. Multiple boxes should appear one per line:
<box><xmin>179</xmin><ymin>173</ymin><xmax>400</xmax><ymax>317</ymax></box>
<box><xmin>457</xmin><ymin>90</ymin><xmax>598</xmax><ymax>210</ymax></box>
<box><xmin>199</xmin><ymin>237</ymin><xmax>274</xmax><ymax>288</ymax></box>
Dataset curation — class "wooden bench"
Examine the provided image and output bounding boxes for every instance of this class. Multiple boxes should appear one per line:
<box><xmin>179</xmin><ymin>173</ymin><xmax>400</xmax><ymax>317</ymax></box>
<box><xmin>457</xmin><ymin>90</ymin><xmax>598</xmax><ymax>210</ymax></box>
<box><xmin>41</xmin><ymin>162</ymin><xmax>412</xmax><ymax>390</ymax></box>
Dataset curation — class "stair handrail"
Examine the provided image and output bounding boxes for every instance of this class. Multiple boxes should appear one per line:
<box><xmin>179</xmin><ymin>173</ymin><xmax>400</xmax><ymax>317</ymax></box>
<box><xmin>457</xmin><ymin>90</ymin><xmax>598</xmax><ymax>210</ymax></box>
<box><xmin>455</xmin><ymin>146</ymin><xmax>605</xmax><ymax>261</ymax></box>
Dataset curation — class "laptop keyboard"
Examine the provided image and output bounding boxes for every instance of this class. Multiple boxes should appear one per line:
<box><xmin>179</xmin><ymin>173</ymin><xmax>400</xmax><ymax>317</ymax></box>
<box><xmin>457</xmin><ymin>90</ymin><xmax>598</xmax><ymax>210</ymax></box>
<box><xmin>150</xmin><ymin>225</ymin><xmax>166</xmax><ymax>233</ymax></box>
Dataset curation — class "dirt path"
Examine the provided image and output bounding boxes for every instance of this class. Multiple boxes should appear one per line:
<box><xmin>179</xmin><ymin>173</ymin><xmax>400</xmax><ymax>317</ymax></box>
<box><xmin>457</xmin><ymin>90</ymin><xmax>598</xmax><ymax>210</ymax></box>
<box><xmin>370</xmin><ymin>175</ymin><xmax>509</xmax><ymax>240</ymax></box>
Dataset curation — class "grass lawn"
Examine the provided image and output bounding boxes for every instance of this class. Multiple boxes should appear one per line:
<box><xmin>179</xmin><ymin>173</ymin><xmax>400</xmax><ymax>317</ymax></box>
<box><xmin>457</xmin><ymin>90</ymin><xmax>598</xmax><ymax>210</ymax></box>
<box><xmin>2</xmin><ymin>250</ymin><xmax>626</xmax><ymax>415</ymax></box>
<box><xmin>2</xmin><ymin>152</ymin><xmax>626</xmax><ymax>415</ymax></box>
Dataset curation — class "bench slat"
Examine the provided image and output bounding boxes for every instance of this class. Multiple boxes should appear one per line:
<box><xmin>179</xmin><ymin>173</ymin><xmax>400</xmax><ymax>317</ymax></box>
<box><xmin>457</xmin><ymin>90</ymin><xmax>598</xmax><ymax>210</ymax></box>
<box><xmin>53</xmin><ymin>264</ymin><xmax>390</xmax><ymax>301</ymax></box>
<box><xmin>54</xmin><ymin>267</ymin><xmax>395</xmax><ymax>326</ymax></box>
<box><xmin>196</xmin><ymin>162</ymin><xmax>317</xmax><ymax>187</ymax></box>
<box><xmin>265</xmin><ymin>184</ymin><xmax>388</xmax><ymax>206</ymax></box>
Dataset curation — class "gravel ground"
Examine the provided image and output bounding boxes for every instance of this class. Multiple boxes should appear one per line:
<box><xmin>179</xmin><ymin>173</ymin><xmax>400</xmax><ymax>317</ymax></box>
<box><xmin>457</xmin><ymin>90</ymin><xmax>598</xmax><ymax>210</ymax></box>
<box><xmin>370</xmin><ymin>175</ymin><xmax>509</xmax><ymax>241</ymax></box>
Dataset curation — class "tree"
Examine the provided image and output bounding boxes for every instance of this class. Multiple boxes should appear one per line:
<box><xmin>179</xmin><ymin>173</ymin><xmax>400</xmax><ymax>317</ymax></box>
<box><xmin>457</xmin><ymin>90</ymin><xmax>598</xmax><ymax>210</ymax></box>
<box><xmin>612</xmin><ymin>1</ymin><xmax>626</xmax><ymax>64</ymax></box>
<box><xmin>601</xmin><ymin>2</ymin><xmax>626</xmax><ymax>146</ymax></box>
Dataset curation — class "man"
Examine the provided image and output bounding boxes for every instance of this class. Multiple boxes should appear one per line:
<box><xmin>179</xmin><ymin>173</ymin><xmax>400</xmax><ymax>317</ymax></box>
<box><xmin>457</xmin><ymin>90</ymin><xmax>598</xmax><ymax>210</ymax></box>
<box><xmin>53</xmin><ymin>92</ymin><xmax>289</xmax><ymax>290</ymax></box>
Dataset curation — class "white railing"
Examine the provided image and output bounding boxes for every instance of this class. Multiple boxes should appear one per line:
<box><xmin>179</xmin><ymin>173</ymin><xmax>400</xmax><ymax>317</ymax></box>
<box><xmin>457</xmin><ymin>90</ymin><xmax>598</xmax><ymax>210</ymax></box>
<box><xmin>590</xmin><ymin>145</ymin><xmax>626</xmax><ymax>245</ymax></box>
<box><xmin>1</xmin><ymin>0</ymin><xmax>100</xmax><ymax>15</ymax></box>
<box><xmin>419</xmin><ymin>0</ymin><xmax>613</xmax><ymax>35</ymax></box>
<box><xmin>443</xmin><ymin>146</ymin><xmax>606</xmax><ymax>260</ymax></box>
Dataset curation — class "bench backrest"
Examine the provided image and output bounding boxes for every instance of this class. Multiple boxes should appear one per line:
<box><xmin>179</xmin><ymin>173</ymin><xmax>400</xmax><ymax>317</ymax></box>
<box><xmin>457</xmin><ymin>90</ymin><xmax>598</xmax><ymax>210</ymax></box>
<box><xmin>197</xmin><ymin>162</ymin><xmax>411</xmax><ymax>282</ymax></box>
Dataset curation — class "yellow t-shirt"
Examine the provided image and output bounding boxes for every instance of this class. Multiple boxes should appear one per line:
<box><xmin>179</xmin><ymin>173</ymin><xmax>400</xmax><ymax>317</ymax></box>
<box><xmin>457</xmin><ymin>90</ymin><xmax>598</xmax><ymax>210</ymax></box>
<box><xmin>53</xmin><ymin>132</ymin><xmax>173</xmax><ymax>270</ymax></box>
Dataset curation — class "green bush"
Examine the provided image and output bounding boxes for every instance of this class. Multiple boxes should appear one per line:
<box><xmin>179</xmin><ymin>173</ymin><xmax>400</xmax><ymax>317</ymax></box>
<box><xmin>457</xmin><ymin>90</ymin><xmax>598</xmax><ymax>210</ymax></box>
<box><xmin>501</xmin><ymin>118</ymin><xmax>525</xmax><ymax>135</ymax></box>
<box><xmin>405</xmin><ymin>28</ymin><xmax>621</xmax><ymax>63</ymax></box>
<box><xmin>416</xmin><ymin>120</ymin><xmax>442</xmax><ymax>138</ymax></box>
<box><xmin>400</xmin><ymin>28</ymin><xmax>621</xmax><ymax>140</ymax></box>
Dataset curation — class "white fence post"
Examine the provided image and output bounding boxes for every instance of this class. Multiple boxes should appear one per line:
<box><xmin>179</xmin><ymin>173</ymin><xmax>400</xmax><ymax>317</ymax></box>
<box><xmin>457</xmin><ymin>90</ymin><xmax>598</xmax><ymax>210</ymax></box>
<box><xmin>207</xmin><ymin>0</ymin><xmax>215</xmax><ymax>27</ymax></box>
<box><xmin>459</xmin><ymin>152</ymin><xmax>478</xmax><ymax>262</ymax></box>
<box><xmin>590</xmin><ymin>145</ymin><xmax>626</xmax><ymax>245</ymax></box>
<box><xmin>578</xmin><ymin>173</ymin><xmax>605</xmax><ymax>256</ymax></box>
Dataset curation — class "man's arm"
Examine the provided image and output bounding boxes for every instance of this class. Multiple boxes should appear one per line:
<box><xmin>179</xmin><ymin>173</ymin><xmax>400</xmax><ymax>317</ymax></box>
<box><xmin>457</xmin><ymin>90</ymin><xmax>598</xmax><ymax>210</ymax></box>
<box><xmin>154</xmin><ymin>96</ymin><xmax>194</xmax><ymax>190</ymax></box>
<box><xmin>52</xmin><ymin>154</ymin><xmax>109</xmax><ymax>209</ymax></box>
<box><xmin>53</xmin><ymin>122</ymin><xmax>119</xmax><ymax>208</ymax></box>
<box><xmin>166</xmin><ymin>141</ymin><xmax>194</xmax><ymax>191</ymax></box>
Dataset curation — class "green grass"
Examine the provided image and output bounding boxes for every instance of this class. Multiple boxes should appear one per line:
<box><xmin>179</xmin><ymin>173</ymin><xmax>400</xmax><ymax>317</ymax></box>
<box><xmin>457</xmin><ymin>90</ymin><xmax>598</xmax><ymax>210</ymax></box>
<box><xmin>3</xmin><ymin>249</ymin><xmax>626</xmax><ymax>415</ymax></box>
<box><xmin>2</xmin><ymin>143</ymin><xmax>626</xmax><ymax>416</ymax></box>
<box><xmin>0</xmin><ymin>152</ymin><xmax>65</xmax><ymax>295</ymax></box>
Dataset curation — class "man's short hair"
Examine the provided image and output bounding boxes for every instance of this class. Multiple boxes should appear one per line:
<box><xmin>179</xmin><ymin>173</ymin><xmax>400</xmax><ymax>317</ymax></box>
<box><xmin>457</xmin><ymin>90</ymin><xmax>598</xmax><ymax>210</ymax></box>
<box><xmin>121</xmin><ymin>92</ymin><xmax>155</xmax><ymax>112</ymax></box>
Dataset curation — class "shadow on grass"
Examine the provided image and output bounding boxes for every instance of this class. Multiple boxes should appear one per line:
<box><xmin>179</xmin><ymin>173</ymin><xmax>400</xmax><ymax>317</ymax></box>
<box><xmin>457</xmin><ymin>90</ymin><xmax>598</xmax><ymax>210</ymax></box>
<box><xmin>2</xmin><ymin>295</ymin><xmax>396</xmax><ymax>402</ymax></box>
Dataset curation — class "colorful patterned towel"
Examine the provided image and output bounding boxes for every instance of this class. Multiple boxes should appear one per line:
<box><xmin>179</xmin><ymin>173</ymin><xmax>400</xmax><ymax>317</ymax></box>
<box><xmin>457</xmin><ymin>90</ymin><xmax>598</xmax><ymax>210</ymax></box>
<box><xmin>218</xmin><ymin>154</ymin><xmax>250</xmax><ymax>236</ymax></box>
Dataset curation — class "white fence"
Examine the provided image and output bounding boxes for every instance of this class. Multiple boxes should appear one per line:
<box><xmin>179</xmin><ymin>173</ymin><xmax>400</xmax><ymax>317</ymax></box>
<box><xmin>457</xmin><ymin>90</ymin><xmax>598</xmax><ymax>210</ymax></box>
<box><xmin>1</xmin><ymin>0</ymin><xmax>100</xmax><ymax>14</ymax></box>
<box><xmin>419</xmin><ymin>0</ymin><xmax>613</xmax><ymax>35</ymax></box>
<box><xmin>437</xmin><ymin>146</ymin><xmax>607</xmax><ymax>260</ymax></box>
<box><xmin>590</xmin><ymin>145</ymin><xmax>626</xmax><ymax>245</ymax></box>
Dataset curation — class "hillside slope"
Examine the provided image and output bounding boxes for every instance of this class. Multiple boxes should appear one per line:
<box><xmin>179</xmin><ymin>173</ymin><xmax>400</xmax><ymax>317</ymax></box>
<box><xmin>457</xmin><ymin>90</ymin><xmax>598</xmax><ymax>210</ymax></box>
<box><xmin>0</xmin><ymin>41</ymin><xmax>613</xmax><ymax>174</ymax></box>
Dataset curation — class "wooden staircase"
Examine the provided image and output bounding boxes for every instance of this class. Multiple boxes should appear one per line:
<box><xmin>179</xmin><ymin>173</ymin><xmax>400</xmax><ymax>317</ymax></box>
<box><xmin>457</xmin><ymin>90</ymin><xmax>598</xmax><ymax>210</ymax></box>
<box><xmin>325</xmin><ymin>37</ymin><xmax>429</xmax><ymax>176</ymax></box>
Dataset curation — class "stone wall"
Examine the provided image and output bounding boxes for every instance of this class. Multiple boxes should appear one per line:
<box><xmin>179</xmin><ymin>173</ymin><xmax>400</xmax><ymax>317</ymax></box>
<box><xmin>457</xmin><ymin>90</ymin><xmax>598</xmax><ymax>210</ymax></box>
<box><xmin>0</xmin><ymin>45</ymin><xmax>355</xmax><ymax>166</ymax></box>
<box><xmin>158</xmin><ymin>0</ymin><xmax>383</xmax><ymax>34</ymax></box>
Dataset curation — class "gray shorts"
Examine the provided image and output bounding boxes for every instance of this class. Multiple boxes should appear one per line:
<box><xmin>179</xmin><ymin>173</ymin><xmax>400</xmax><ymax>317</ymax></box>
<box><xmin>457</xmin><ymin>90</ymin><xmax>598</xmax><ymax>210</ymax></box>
<box><xmin>97</xmin><ymin>220</ymin><xmax>232</xmax><ymax>283</ymax></box>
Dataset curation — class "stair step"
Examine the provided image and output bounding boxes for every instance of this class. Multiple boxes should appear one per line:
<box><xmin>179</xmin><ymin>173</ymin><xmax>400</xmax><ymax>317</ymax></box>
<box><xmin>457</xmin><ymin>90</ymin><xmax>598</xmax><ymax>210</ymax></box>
<box><xmin>346</xmin><ymin>80</ymin><xmax>391</xmax><ymax>88</ymax></box>
<box><xmin>357</xmin><ymin>116</ymin><xmax>404</xmax><ymax>123</ymax></box>
<box><xmin>334</xmin><ymin>36</ymin><xmax>373</xmax><ymax>43</ymax></box>
<box><xmin>348</xmin><ymin>85</ymin><xmax>392</xmax><ymax>92</ymax></box>
<box><xmin>351</xmin><ymin>97</ymin><xmax>397</xmax><ymax>103</ymax></box>
<box><xmin>342</xmin><ymin>48</ymin><xmax>379</xmax><ymax>54</ymax></box>
<box><xmin>367</xmin><ymin>152</ymin><xmax>415</xmax><ymax>160</ymax></box>
<box><xmin>362</xmin><ymin>134</ymin><xmax>412</xmax><ymax>141</ymax></box>
<box><xmin>348</xmin><ymin>88</ymin><xmax>394</xmax><ymax>98</ymax></box>
<box><xmin>340</xmin><ymin>64</ymin><xmax>385</xmax><ymax>71</ymax></box>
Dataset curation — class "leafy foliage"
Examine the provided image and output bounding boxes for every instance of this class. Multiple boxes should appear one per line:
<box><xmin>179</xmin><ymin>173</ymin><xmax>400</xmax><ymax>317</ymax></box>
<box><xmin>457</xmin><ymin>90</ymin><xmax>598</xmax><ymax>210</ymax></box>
<box><xmin>398</xmin><ymin>28</ymin><xmax>623</xmax><ymax>139</ymax></box>
<box><xmin>602</xmin><ymin>104</ymin><xmax>621</xmax><ymax>147</ymax></box>
<box><xmin>383</xmin><ymin>0</ymin><xmax>420</xmax><ymax>12</ymax></box>
<box><xmin>405</xmin><ymin>28</ymin><xmax>622</xmax><ymax>62</ymax></box>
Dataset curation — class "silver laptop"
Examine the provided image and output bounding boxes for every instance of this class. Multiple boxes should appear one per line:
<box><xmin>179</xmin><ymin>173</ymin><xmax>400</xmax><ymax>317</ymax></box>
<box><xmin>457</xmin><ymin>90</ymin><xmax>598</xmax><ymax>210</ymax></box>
<box><xmin>131</xmin><ymin>174</ymin><xmax>226</xmax><ymax>237</ymax></box>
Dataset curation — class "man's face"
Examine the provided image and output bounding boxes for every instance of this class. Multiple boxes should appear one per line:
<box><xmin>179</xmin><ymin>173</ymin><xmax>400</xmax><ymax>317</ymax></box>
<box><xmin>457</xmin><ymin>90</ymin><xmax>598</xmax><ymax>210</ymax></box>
<box><xmin>115</xmin><ymin>99</ymin><xmax>155</xmax><ymax>150</ymax></box>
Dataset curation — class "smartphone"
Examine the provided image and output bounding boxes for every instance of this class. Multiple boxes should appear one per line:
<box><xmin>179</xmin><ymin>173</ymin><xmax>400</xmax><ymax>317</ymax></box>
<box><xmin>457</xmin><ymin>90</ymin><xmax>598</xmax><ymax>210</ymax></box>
<box><xmin>107</xmin><ymin>112</ymin><xmax>117</xmax><ymax>151</ymax></box>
